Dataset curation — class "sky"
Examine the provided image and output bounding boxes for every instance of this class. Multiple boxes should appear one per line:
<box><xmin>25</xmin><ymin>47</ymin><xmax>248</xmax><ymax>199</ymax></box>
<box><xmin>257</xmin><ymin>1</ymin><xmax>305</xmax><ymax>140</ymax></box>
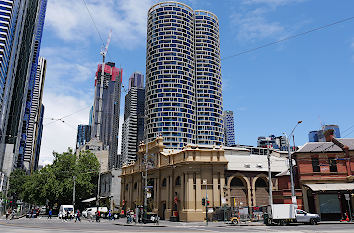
<box><xmin>38</xmin><ymin>0</ymin><xmax>354</xmax><ymax>165</ymax></box>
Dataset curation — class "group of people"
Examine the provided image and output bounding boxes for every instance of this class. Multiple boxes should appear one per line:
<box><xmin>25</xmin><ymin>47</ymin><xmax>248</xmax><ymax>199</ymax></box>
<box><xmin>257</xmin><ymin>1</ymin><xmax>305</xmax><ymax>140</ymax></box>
<box><xmin>5</xmin><ymin>208</ymin><xmax>16</xmax><ymax>220</ymax></box>
<box><xmin>61</xmin><ymin>210</ymin><xmax>81</xmax><ymax>222</ymax></box>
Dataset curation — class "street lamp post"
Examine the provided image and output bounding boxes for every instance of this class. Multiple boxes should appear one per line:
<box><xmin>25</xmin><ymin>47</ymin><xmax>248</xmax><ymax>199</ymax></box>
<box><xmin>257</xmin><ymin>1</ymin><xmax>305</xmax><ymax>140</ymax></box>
<box><xmin>284</xmin><ymin>121</ymin><xmax>302</xmax><ymax>207</ymax></box>
<box><xmin>144</xmin><ymin>135</ymin><xmax>148</xmax><ymax>222</ymax></box>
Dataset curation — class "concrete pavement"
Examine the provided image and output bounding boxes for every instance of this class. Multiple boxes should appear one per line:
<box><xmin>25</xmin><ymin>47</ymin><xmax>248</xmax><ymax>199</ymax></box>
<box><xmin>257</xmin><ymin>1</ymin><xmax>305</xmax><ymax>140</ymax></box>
<box><xmin>1</xmin><ymin>216</ymin><xmax>354</xmax><ymax>233</ymax></box>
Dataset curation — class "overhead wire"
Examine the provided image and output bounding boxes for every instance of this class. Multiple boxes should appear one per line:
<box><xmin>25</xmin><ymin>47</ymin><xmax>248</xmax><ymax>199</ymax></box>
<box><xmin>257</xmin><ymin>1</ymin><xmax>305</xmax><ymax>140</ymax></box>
<box><xmin>81</xmin><ymin>0</ymin><xmax>113</xmax><ymax>62</ymax></box>
<box><xmin>221</xmin><ymin>15</ymin><xmax>354</xmax><ymax>60</ymax></box>
<box><xmin>44</xmin><ymin>105</ymin><xmax>91</xmax><ymax>126</ymax></box>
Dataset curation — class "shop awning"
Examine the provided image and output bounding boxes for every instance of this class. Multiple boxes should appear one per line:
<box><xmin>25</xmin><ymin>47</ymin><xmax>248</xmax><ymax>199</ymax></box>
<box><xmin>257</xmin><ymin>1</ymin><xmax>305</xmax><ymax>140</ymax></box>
<box><xmin>305</xmin><ymin>183</ymin><xmax>354</xmax><ymax>191</ymax></box>
<box><xmin>81</xmin><ymin>197</ymin><xmax>96</xmax><ymax>203</ymax></box>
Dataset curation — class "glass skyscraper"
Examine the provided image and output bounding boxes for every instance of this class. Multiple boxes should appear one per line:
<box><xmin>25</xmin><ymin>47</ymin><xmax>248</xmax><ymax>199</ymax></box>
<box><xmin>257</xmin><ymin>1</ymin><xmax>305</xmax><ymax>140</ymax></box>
<box><xmin>223</xmin><ymin>110</ymin><xmax>235</xmax><ymax>146</ymax></box>
<box><xmin>76</xmin><ymin>124</ymin><xmax>92</xmax><ymax>150</ymax></box>
<box><xmin>5</xmin><ymin>0</ymin><xmax>47</xmax><ymax>170</ymax></box>
<box><xmin>122</xmin><ymin>72</ymin><xmax>145</xmax><ymax>166</ymax></box>
<box><xmin>91</xmin><ymin>62</ymin><xmax>122</xmax><ymax>169</ymax></box>
<box><xmin>145</xmin><ymin>2</ymin><xmax>223</xmax><ymax>149</ymax></box>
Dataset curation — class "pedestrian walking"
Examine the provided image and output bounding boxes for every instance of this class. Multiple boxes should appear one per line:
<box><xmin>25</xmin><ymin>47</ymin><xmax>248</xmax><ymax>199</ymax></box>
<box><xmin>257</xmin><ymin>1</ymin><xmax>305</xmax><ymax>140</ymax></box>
<box><xmin>108</xmin><ymin>209</ymin><xmax>112</xmax><ymax>220</ymax></box>
<box><xmin>48</xmin><ymin>209</ymin><xmax>52</xmax><ymax>219</ymax></box>
<box><xmin>75</xmin><ymin>210</ymin><xmax>81</xmax><ymax>222</ymax></box>
<box><xmin>95</xmin><ymin>210</ymin><xmax>100</xmax><ymax>222</ymax></box>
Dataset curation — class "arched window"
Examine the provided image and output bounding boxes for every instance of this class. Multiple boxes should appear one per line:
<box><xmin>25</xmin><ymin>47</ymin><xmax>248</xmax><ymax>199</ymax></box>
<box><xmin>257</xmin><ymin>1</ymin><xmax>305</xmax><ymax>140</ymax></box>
<box><xmin>230</xmin><ymin>177</ymin><xmax>244</xmax><ymax>187</ymax></box>
<box><xmin>175</xmin><ymin>176</ymin><xmax>181</xmax><ymax>186</ymax></box>
<box><xmin>125</xmin><ymin>184</ymin><xmax>129</xmax><ymax>191</ymax></box>
<box><xmin>255</xmin><ymin>178</ymin><xmax>268</xmax><ymax>188</ymax></box>
<box><xmin>162</xmin><ymin>178</ymin><xmax>167</xmax><ymax>187</ymax></box>
<box><xmin>134</xmin><ymin>182</ymin><xmax>137</xmax><ymax>190</ymax></box>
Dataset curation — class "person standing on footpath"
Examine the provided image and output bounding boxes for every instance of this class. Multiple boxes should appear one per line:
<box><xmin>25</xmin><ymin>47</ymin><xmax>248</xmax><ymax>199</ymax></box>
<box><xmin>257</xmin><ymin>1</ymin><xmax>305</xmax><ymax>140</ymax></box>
<box><xmin>48</xmin><ymin>209</ymin><xmax>52</xmax><ymax>219</ymax></box>
<box><xmin>75</xmin><ymin>210</ymin><xmax>81</xmax><ymax>222</ymax></box>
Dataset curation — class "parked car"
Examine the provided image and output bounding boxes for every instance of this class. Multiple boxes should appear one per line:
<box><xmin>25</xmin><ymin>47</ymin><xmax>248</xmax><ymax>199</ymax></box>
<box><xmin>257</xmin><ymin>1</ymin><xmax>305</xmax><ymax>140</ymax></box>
<box><xmin>142</xmin><ymin>212</ymin><xmax>159</xmax><ymax>224</ymax></box>
<box><xmin>58</xmin><ymin>205</ymin><xmax>74</xmax><ymax>219</ymax></box>
<box><xmin>39</xmin><ymin>206</ymin><xmax>47</xmax><ymax>215</ymax></box>
<box><xmin>82</xmin><ymin>207</ymin><xmax>108</xmax><ymax>218</ymax></box>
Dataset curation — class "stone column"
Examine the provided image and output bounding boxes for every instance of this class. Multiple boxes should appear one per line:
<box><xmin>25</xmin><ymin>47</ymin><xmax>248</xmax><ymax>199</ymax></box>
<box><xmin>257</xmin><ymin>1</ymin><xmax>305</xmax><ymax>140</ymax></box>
<box><xmin>186</xmin><ymin>173</ymin><xmax>194</xmax><ymax>210</ymax></box>
<box><xmin>220</xmin><ymin>172</ymin><xmax>226</xmax><ymax>205</ymax></box>
<box><xmin>302</xmin><ymin>186</ymin><xmax>309</xmax><ymax>212</ymax></box>
<box><xmin>196</xmin><ymin>172</ymin><xmax>202</xmax><ymax>210</ymax></box>
<box><xmin>181</xmin><ymin>173</ymin><xmax>185</xmax><ymax>210</ymax></box>
<box><xmin>212</xmin><ymin>172</ymin><xmax>219</xmax><ymax>207</ymax></box>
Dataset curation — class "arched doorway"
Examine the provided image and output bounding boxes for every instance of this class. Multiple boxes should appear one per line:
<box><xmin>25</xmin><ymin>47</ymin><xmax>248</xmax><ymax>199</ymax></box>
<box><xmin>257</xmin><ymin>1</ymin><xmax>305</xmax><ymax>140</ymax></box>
<box><xmin>255</xmin><ymin>177</ymin><xmax>269</xmax><ymax>207</ymax></box>
<box><xmin>230</xmin><ymin>177</ymin><xmax>248</xmax><ymax>208</ymax></box>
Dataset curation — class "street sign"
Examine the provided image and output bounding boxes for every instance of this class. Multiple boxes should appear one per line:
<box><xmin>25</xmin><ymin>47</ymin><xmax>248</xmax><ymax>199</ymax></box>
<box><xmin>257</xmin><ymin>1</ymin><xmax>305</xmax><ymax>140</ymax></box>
<box><xmin>221</xmin><ymin>198</ymin><xmax>227</xmax><ymax>204</ymax></box>
<box><xmin>345</xmin><ymin>193</ymin><xmax>350</xmax><ymax>201</ymax></box>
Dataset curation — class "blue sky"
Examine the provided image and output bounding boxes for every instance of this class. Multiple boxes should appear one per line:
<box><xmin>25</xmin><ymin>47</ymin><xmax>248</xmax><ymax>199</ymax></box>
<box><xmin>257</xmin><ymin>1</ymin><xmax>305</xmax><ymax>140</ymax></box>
<box><xmin>39</xmin><ymin>0</ymin><xmax>354</xmax><ymax>165</ymax></box>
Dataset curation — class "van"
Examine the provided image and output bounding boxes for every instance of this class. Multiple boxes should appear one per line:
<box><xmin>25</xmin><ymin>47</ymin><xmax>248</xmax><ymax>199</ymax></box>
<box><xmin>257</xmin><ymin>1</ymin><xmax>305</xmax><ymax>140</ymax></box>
<box><xmin>58</xmin><ymin>205</ymin><xmax>74</xmax><ymax>219</ymax></box>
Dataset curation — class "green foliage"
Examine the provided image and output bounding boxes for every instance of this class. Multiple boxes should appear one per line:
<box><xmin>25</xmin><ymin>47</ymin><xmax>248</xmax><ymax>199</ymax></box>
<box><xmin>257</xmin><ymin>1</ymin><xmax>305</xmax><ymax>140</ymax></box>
<box><xmin>8</xmin><ymin>149</ymin><xmax>99</xmax><ymax>207</ymax></box>
<box><xmin>8</xmin><ymin>169</ymin><xmax>28</xmax><ymax>200</ymax></box>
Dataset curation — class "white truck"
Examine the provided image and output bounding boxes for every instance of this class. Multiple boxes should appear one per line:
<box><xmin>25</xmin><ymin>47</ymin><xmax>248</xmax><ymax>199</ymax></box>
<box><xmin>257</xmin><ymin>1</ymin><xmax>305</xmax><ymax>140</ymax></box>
<box><xmin>266</xmin><ymin>204</ymin><xmax>320</xmax><ymax>226</ymax></box>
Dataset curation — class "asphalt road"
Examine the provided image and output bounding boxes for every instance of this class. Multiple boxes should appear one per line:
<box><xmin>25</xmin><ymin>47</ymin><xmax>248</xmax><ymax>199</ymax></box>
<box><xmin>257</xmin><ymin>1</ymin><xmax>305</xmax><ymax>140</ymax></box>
<box><xmin>0</xmin><ymin>217</ymin><xmax>354</xmax><ymax>233</ymax></box>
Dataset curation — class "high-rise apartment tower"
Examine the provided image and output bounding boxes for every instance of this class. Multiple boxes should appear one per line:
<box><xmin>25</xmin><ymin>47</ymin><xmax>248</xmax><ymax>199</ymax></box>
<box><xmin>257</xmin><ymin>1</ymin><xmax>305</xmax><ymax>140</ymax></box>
<box><xmin>2</xmin><ymin>0</ymin><xmax>47</xmax><ymax>171</ymax></box>
<box><xmin>23</xmin><ymin>57</ymin><xmax>46</xmax><ymax>172</ymax></box>
<box><xmin>145</xmin><ymin>2</ymin><xmax>223</xmax><ymax>149</ymax></box>
<box><xmin>223</xmin><ymin>110</ymin><xmax>235</xmax><ymax>146</ymax></box>
<box><xmin>121</xmin><ymin>72</ymin><xmax>145</xmax><ymax>166</ymax></box>
<box><xmin>76</xmin><ymin>125</ymin><xmax>91</xmax><ymax>149</ymax></box>
<box><xmin>91</xmin><ymin>62</ymin><xmax>122</xmax><ymax>169</ymax></box>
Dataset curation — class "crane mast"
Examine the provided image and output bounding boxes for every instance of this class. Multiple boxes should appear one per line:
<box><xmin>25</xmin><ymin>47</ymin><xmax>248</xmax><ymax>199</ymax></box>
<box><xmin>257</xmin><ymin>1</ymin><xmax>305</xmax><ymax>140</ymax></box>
<box><xmin>95</xmin><ymin>30</ymin><xmax>112</xmax><ymax>141</ymax></box>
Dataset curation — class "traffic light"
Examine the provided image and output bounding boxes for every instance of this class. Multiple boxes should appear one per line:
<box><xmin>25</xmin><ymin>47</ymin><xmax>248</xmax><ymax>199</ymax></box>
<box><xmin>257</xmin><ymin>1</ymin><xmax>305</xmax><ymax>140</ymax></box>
<box><xmin>202</xmin><ymin>198</ymin><xmax>205</xmax><ymax>206</ymax></box>
<box><xmin>207</xmin><ymin>200</ymin><xmax>210</xmax><ymax>206</ymax></box>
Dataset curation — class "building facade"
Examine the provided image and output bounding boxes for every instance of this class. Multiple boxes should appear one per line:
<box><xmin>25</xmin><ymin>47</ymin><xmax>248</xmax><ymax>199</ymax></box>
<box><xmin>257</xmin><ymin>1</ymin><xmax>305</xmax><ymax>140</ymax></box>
<box><xmin>294</xmin><ymin>139</ymin><xmax>354</xmax><ymax>221</ymax></box>
<box><xmin>121</xmin><ymin>137</ymin><xmax>289</xmax><ymax>222</ymax></box>
<box><xmin>91</xmin><ymin>62</ymin><xmax>122</xmax><ymax>169</ymax></box>
<box><xmin>23</xmin><ymin>57</ymin><xmax>46</xmax><ymax>172</ymax></box>
<box><xmin>76</xmin><ymin>124</ymin><xmax>92</xmax><ymax>150</ymax></box>
<box><xmin>223</xmin><ymin>110</ymin><xmax>235</xmax><ymax>146</ymax></box>
<box><xmin>5</xmin><ymin>0</ymin><xmax>47</xmax><ymax>170</ymax></box>
<box><xmin>308</xmin><ymin>124</ymin><xmax>340</xmax><ymax>142</ymax></box>
<box><xmin>0</xmin><ymin>0</ymin><xmax>29</xmax><ymax>175</ymax></box>
<box><xmin>121</xmin><ymin>72</ymin><xmax>145</xmax><ymax>166</ymax></box>
<box><xmin>145</xmin><ymin>2</ymin><xmax>223</xmax><ymax>150</ymax></box>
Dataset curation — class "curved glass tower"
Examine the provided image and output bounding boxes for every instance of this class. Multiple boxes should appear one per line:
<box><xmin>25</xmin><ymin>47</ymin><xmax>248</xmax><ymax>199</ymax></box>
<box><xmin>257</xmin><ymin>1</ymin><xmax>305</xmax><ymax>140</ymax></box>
<box><xmin>146</xmin><ymin>2</ymin><xmax>223</xmax><ymax>149</ymax></box>
<box><xmin>195</xmin><ymin>10</ymin><xmax>223</xmax><ymax>145</ymax></box>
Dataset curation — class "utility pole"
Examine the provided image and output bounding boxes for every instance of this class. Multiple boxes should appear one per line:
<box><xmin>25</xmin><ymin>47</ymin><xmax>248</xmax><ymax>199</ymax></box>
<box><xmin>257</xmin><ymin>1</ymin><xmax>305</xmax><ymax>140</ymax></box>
<box><xmin>267</xmin><ymin>148</ymin><xmax>273</xmax><ymax>219</ymax></box>
<box><xmin>285</xmin><ymin>121</ymin><xmax>302</xmax><ymax>208</ymax></box>
<box><xmin>267</xmin><ymin>148</ymin><xmax>273</xmax><ymax>205</ymax></box>
<box><xmin>203</xmin><ymin>179</ymin><xmax>208</xmax><ymax>226</ymax></box>
<box><xmin>73</xmin><ymin>176</ymin><xmax>76</xmax><ymax>206</ymax></box>
<box><xmin>285</xmin><ymin>133</ymin><xmax>296</xmax><ymax>206</ymax></box>
<box><xmin>144</xmin><ymin>136</ymin><xmax>148</xmax><ymax>221</ymax></box>
<box><xmin>96</xmin><ymin>163</ymin><xmax>101</xmax><ymax>211</ymax></box>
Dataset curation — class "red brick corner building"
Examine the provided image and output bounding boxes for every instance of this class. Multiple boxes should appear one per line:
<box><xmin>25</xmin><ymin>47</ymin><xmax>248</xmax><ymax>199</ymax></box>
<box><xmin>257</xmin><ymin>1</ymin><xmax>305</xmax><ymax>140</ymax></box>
<box><xmin>294</xmin><ymin>138</ymin><xmax>354</xmax><ymax>220</ymax></box>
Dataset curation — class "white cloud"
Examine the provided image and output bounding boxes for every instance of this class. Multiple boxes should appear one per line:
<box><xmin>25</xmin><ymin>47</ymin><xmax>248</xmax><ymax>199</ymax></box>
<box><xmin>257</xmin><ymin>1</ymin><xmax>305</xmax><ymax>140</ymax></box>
<box><xmin>45</xmin><ymin>0</ymin><xmax>152</xmax><ymax>48</ymax></box>
<box><xmin>230</xmin><ymin>0</ymin><xmax>305</xmax><ymax>42</ymax></box>
<box><xmin>231</xmin><ymin>11</ymin><xmax>284</xmax><ymax>41</ymax></box>
<box><xmin>243</xmin><ymin>0</ymin><xmax>305</xmax><ymax>6</ymax></box>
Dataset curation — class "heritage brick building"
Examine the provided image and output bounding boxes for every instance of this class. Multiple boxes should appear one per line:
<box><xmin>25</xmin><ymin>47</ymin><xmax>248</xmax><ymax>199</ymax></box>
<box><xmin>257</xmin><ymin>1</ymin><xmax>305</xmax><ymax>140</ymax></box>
<box><xmin>120</xmin><ymin>137</ymin><xmax>288</xmax><ymax>221</ymax></box>
<box><xmin>294</xmin><ymin>139</ymin><xmax>354</xmax><ymax>220</ymax></box>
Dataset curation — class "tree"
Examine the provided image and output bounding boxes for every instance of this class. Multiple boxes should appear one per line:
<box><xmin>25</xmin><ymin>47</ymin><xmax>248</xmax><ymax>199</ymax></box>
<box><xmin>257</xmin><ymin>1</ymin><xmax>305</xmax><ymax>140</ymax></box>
<box><xmin>9</xmin><ymin>148</ymin><xmax>99</xmax><ymax>208</ymax></box>
<box><xmin>8</xmin><ymin>169</ymin><xmax>28</xmax><ymax>201</ymax></box>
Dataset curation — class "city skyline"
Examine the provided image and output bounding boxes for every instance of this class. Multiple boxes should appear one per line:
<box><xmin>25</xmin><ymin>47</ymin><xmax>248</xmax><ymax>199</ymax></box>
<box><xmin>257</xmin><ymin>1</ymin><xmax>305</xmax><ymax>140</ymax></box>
<box><xmin>38</xmin><ymin>0</ymin><xmax>354</xmax><ymax>165</ymax></box>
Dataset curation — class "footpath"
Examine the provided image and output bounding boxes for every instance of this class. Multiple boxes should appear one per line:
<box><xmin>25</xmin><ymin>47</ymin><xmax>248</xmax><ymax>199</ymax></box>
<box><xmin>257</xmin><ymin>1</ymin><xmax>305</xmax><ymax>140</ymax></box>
<box><xmin>113</xmin><ymin>217</ymin><xmax>354</xmax><ymax>228</ymax></box>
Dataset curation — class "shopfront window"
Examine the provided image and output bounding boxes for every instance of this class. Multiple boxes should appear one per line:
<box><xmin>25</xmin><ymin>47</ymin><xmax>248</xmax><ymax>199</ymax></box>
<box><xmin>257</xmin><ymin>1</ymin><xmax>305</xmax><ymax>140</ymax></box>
<box><xmin>328</xmin><ymin>158</ymin><xmax>337</xmax><ymax>172</ymax></box>
<box><xmin>312</xmin><ymin>157</ymin><xmax>320</xmax><ymax>172</ymax></box>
